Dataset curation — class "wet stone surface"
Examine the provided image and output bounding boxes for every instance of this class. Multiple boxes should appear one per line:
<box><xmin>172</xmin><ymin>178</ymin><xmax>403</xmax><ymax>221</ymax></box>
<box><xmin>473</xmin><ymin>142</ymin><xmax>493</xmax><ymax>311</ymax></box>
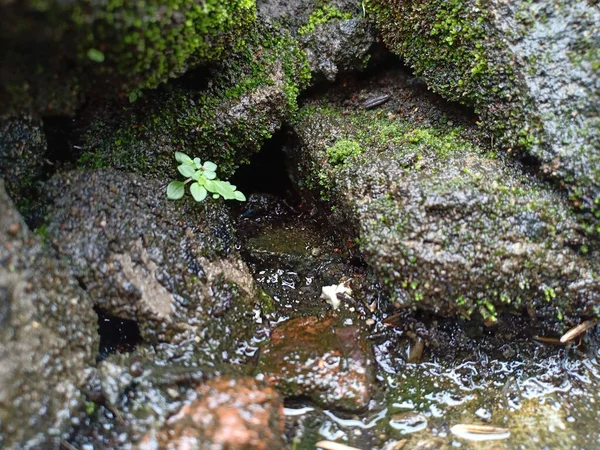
<box><xmin>143</xmin><ymin>377</ymin><xmax>285</xmax><ymax>450</ymax></box>
<box><xmin>257</xmin><ymin>313</ymin><xmax>374</xmax><ymax>412</ymax></box>
<box><xmin>0</xmin><ymin>180</ymin><xmax>99</xmax><ymax>449</ymax></box>
<box><xmin>43</xmin><ymin>169</ymin><xmax>260</xmax><ymax>365</ymax></box>
<box><xmin>290</xmin><ymin>66</ymin><xmax>600</xmax><ymax>333</ymax></box>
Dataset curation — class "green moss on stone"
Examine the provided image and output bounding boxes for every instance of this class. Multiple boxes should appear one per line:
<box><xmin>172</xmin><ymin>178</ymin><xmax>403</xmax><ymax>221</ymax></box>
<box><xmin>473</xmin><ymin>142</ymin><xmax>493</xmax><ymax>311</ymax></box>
<box><xmin>293</xmin><ymin>99</ymin><xmax>600</xmax><ymax>330</ymax></box>
<box><xmin>365</xmin><ymin>0</ymin><xmax>535</xmax><ymax>153</ymax></box>
<box><xmin>80</xmin><ymin>22</ymin><xmax>310</xmax><ymax>178</ymax></box>
<box><xmin>298</xmin><ymin>5</ymin><xmax>353</xmax><ymax>35</ymax></box>
<box><xmin>326</xmin><ymin>139</ymin><xmax>362</xmax><ymax>166</ymax></box>
<box><xmin>0</xmin><ymin>0</ymin><xmax>257</xmax><ymax>114</ymax></box>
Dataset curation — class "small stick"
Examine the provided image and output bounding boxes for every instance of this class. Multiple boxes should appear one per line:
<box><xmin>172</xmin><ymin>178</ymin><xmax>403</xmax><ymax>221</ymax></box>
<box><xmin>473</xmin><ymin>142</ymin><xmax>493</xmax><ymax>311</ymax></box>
<box><xmin>559</xmin><ymin>319</ymin><xmax>600</xmax><ymax>343</ymax></box>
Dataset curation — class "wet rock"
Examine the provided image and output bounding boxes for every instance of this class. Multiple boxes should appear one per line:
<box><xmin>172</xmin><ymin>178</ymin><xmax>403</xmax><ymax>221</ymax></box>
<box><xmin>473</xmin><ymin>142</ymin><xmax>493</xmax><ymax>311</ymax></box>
<box><xmin>301</xmin><ymin>18</ymin><xmax>375</xmax><ymax>83</ymax></box>
<box><xmin>0</xmin><ymin>116</ymin><xmax>46</xmax><ymax>202</ymax></box>
<box><xmin>0</xmin><ymin>179</ymin><xmax>99</xmax><ymax>448</ymax></box>
<box><xmin>143</xmin><ymin>377</ymin><xmax>285</xmax><ymax>450</ymax></box>
<box><xmin>79</xmin><ymin>22</ymin><xmax>310</xmax><ymax>178</ymax></box>
<box><xmin>290</xmin><ymin>68</ymin><xmax>600</xmax><ymax>331</ymax></box>
<box><xmin>69</xmin><ymin>351</ymin><xmax>284</xmax><ymax>448</ymax></box>
<box><xmin>368</xmin><ymin>0</ymin><xmax>600</xmax><ymax>232</ymax></box>
<box><xmin>43</xmin><ymin>169</ymin><xmax>259</xmax><ymax>364</ymax></box>
<box><xmin>257</xmin><ymin>314</ymin><xmax>374</xmax><ymax>411</ymax></box>
<box><xmin>258</xmin><ymin>0</ymin><xmax>376</xmax><ymax>83</ymax></box>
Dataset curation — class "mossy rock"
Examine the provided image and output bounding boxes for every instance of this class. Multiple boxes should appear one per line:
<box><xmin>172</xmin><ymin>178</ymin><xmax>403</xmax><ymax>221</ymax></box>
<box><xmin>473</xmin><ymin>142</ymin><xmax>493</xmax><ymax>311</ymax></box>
<box><xmin>0</xmin><ymin>0</ymin><xmax>256</xmax><ymax>115</ymax></box>
<box><xmin>78</xmin><ymin>21</ymin><xmax>310</xmax><ymax>178</ymax></box>
<box><xmin>367</xmin><ymin>0</ymin><xmax>600</xmax><ymax>235</ymax></box>
<box><xmin>291</xmin><ymin>69</ymin><xmax>600</xmax><ymax>332</ymax></box>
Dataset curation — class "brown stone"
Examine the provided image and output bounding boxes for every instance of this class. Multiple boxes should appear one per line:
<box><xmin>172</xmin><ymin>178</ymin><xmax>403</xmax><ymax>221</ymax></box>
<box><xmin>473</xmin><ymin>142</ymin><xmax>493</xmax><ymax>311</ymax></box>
<box><xmin>152</xmin><ymin>377</ymin><xmax>285</xmax><ymax>450</ymax></box>
<box><xmin>257</xmin><ymin>314</ymin><xmax>374</xmax><ymax>411</ymax></box>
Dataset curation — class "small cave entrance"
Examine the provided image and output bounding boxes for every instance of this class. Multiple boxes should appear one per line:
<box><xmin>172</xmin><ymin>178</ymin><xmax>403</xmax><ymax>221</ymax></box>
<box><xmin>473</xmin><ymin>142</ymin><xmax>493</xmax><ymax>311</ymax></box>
<box><xmin>95</xmin><ymin>308</ymin><xmax>143</xmax><ymax>361</ymax></box>
<box><xmin>229</xmin><ymin>128</ymin><xmax>300</xmax><ymax>203</ymax></box>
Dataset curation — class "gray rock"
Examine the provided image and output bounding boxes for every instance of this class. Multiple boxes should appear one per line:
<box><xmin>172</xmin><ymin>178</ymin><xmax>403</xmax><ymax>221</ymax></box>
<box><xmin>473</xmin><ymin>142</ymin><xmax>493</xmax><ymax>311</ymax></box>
<box><xmin>301</xmin><ymin>18</ymin><xmax>375</xmax><ymax>82</ymax></box>
<box><xmin>44</xmin><ymin>169</ymin><xmax>260</xmax><ymax>364</ymax></box>
<box><xmin>258</xmin><ymin>0</ymin><xmax>376</xmax><ymax>82</ymax></box>
<box><xmin>368</xmin><ymin>0</ymin><xmax>600</xmax><ymax>232</ymax></box>
<box><xmin>291</xmin><ymin>68</ymin><xmax>600</xmax><ymax>331</ymax></box>
<box><xmin>0</xmin><ymin>179</ymin><xmax>99</xmax><ymax>448</ymax></box>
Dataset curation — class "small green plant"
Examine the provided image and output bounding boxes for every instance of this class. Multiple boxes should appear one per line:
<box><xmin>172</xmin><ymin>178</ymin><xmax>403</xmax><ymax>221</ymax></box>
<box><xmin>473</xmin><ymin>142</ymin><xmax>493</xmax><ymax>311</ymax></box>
<box><xmin>167</xmin><ymin>152</ymin><xmax>246</xmax><ymax>202</ymax></box>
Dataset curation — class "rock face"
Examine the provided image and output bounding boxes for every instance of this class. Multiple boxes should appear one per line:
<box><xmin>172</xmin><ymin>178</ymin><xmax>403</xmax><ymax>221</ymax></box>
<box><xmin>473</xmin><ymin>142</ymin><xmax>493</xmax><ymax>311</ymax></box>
<box><xmin>300</xmin><ymin>18</ymin><xmax>375</xmax><ymax>83</ymax></box>
<box><xmin>0</xmin><ymin>180</ymin><xmax>99</xmax><ymax>448</ymax></box>
<box><xmin>0</xmin><ymin>0</ymin><xmax>256</xmax><ymax>115</ymax></box>
<box><xmin>43</xmin><ymin>169</ymin><xmax>259</xmax><ymax>364</ymax></box>
<box><xmin>368</xmin><ymin>0</ymin><xmax>600</xmax><ymax>232</ymax></box>
<box><xmin>290</xmin><ymin>68</ymin><xmax>600</xmax><ymax>330</ymax></box>
<box><xmin>146</xmin><ymin>377</ymin><xmax>285</xmax><ymax>450</ymax></box>
<box><xmin>257</xmin><ymin>314</ymin><xmax>374</xmax><ymax>411</ymax></box>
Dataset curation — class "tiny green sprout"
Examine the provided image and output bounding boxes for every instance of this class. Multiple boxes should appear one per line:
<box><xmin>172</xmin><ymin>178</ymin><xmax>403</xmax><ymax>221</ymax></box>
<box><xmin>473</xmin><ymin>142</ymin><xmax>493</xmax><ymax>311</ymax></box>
<box><xmin>167</xmin><ymin>152</ymin><xmax>246</xmax><ymax>203</ymax></box>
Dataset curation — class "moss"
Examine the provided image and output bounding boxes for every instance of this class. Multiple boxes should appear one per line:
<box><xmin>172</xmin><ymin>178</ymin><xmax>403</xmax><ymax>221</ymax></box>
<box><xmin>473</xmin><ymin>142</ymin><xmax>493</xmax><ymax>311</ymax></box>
<box><xmin>80</xmin><ymin>22</ymin><xmax>310</xmax><ymax>178</ymax></box>
<box><xmin>0</xmin><ymin>0</ymin><xmax>257</xmax><ymax>115</ymax></box>
<box><xmin>298</xmin><ymin>5</ymin><xmax>353</xmax><ymax>35</ymax></box>
<box><xmin>326</xmin><ymin>139</ymin><xmax>362</xmax><ymax>166</ymax></box>
<box><xmin>365</xmin><ymin>0</ymin><xmax>534</xmax><ymax>152</ymax></box>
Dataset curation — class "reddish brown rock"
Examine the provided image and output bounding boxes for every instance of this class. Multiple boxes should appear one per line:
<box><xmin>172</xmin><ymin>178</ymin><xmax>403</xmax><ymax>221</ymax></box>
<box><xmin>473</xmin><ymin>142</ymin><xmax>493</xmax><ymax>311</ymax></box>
<box><xmin>150</xmin><ymin>377</ymin><xmax>285</xmax><ymax>450</ymax></box>
<box><xmin>257</xmin><ymin>314</ymin><xmax>374</xmax><ymax>411</ymax></box>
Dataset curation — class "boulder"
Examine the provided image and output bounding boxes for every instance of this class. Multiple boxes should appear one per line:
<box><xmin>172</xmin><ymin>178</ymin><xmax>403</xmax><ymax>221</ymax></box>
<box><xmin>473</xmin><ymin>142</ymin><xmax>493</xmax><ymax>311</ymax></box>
<box><xmin>290</xmin><ymin>68</ymin><xmax>600</xmax><ymax>331</ymax></box>
<box><xmin>0</xmin><ymin>179</ymin><xmax>99</xmax><ymax>448</ymax></box>
<box><xmin>43</xmin><ymin>169</ymin><xmax>260</xmax><ymax>364</ymax></box>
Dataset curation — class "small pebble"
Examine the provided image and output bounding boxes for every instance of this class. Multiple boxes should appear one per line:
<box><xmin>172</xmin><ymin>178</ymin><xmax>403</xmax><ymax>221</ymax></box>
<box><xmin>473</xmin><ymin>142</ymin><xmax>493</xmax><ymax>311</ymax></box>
<box><xmin>7</xmin><ymin>221</ymin><xmax>19</xmax><ymax>235</ymax></box>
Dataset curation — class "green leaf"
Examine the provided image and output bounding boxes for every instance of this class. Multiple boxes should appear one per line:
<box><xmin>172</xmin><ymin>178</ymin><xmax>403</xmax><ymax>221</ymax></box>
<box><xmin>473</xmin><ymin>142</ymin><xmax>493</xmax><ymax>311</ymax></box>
<box><xmin>178</xmin><ymin>164</ymin><xmax>196</xmax><ymax>178</ymax></box>
<box><xmin>167</xmin><ymin>181</ymin><xmax>185</xmax><ymax>200</ymax></box>
<box><xmin>190</xmin><ymin>183</ymin><xmax>207</xmax><ymax>202</ymax></box>
<box><xmin>213</xmin><ymin>180</ymin><xmax>236</xmax><ymax>199</ymax></box>
<box><xmin>234</xmin><ymin>191</ymin><xmax>246</xmax><ymax>201</ymax></box>
<box><xmin>87</xmin><ymin>48</ymin><xmax>105</xmax><ymax>63</ymax></box>
<box><xmin>203</xmin><ymin>170</ymin><xmax>216</xmax><ymax>180</ymax></box>
<box><xmin>193</xmin><ymin>157</ymin><xmax>202</xmax><ymax>169</ymax></box>
<box><xmin>213</xmin><ymin>194</ymin><xmax>220</xmax><ymax>199</ymax></box>
<box><xmin>191</xmin><ymin>170</ymin><xmax>203</xmax><ymax>182</ymax></box>
<box><xmin>175</xmin><ymin>152</ymin><xmax>193</xmax><ymax>165</ymax></box>
<box><xmin>203</xmin><ymin>161</ymin><xmax>217</xmax><ymax>172</ymax></box>
<box><xmin>204</xmin><ymin>179</ymin><xmax>217</xmax><ymax>193</ymax></box>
